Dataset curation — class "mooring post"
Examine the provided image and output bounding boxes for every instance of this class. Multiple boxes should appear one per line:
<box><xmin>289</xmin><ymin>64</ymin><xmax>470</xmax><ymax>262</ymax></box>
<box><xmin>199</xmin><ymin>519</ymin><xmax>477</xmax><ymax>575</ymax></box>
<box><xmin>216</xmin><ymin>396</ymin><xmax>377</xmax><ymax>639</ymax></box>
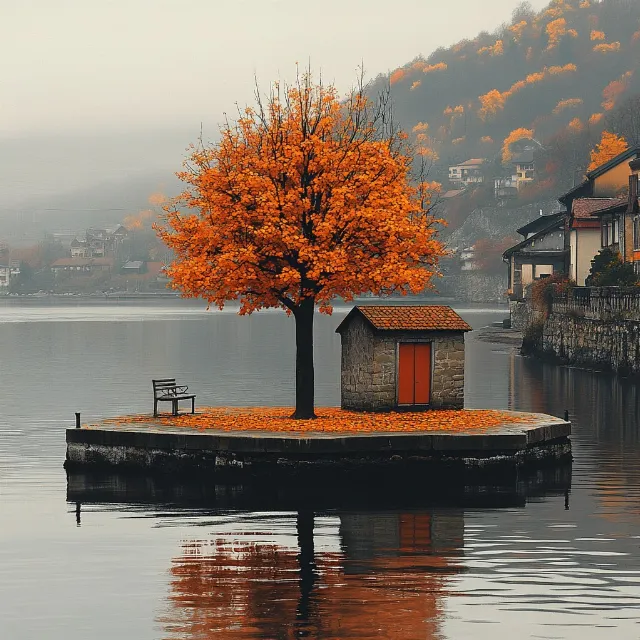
<box><xmin>75</xmin><ymin>412</ymin><xmax>81</xmax><ymax>429</ymax></box>
<box><xmin>564</xmin><ymin>409</ymin><xmax>569</xmax><ymax>422</ymax></box>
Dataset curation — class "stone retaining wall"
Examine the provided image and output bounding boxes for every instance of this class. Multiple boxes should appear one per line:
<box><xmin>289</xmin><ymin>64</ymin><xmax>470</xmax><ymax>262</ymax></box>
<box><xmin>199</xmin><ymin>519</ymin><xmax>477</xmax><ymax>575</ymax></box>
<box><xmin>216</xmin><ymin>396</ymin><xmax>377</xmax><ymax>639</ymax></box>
<box><xmin>520</xmin><ymin>287</ymin><xmax>640</xmax><ymax>374</ymax></box>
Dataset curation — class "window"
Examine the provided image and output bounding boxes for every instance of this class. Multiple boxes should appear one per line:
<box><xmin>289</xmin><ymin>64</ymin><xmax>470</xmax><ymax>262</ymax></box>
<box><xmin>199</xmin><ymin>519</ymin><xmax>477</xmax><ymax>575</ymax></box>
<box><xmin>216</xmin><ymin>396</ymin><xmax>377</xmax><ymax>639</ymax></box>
<box><xmin>613</xmin><ymin>218</ymin><xmax>619</xmax><ymax>244</ymax></box>
<box><xmin>602</xmin><ymin>222</ymin><xmax>608</xmax><ymax>247</ymax></box>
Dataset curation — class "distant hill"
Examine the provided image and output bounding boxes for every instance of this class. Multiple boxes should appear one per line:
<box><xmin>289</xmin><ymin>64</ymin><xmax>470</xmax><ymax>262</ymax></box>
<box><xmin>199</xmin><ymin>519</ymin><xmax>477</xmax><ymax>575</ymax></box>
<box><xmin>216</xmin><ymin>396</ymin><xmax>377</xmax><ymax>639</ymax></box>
<box><xmin>371</xmin><ymin>0</ymin><xmax>640</xmax><ymax>189</ymax></box>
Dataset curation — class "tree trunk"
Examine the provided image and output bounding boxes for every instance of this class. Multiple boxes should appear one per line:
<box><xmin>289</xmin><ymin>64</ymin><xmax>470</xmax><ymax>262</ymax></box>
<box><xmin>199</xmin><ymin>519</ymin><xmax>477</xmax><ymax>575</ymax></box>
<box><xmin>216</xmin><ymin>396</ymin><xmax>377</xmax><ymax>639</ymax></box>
<box><xmin>292</xmin><ymin>298</ymin><xmax>316</xmax><ymax>419</ymax></box>
<box><xmin>295</xmin><ymin>510</ymin><xmax>317</xmax><ymax>628</ymax></box>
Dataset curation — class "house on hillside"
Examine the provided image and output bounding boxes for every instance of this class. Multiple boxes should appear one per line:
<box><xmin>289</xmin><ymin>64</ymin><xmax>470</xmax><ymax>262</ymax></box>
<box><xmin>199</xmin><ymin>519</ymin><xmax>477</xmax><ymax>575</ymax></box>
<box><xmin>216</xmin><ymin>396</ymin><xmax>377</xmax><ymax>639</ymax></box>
<box><xmin>592</xmin><ymin>158</ymin><xmax>640</xmax><ymax>272</ymax></box>
<box><xmin>503</xmin><ymin>212</ymin><xmax>567</xmax><ymax>299</ymax></box>
<box><xmin>448</xmin><ymin>159</ymin><xmax>485</xmax><ymax>186</ymax></box>
<box><xmin>559</xmin><ymin>147</ymin><xmax>640</xmax><ymax>282</ymax></box>
<box><xmin>67</xmin><ymin>226</ymin><xmax>129</xmax><ymax>261</ymax></box>
<box><xmin>512</xmin><ymin>151</ymin><xmax>536</xmax><ymax>191</ymax></box>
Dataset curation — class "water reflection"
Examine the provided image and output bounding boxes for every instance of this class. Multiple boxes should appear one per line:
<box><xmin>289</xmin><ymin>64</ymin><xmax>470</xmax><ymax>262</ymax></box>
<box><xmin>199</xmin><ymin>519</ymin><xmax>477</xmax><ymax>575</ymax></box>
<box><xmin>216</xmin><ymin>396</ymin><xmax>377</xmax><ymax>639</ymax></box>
<box><xmin>161</xmin><ymin>510</ymin><xmax>465</xmax><ymax>639</ymax></box>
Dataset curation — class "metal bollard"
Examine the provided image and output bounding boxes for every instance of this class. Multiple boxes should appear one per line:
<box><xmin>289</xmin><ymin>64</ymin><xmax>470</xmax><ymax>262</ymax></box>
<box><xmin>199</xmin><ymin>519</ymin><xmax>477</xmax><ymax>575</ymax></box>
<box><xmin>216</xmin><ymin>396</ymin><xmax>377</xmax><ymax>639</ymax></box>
<box><xmin>75</xmin><ymin>412</ymin><xmax>81</xmax><ymax>429</ymax></box>
<box><xmin>564</xmin><ymin>409</ymin><xmax>569</xmax><ymax>422</ymax></box>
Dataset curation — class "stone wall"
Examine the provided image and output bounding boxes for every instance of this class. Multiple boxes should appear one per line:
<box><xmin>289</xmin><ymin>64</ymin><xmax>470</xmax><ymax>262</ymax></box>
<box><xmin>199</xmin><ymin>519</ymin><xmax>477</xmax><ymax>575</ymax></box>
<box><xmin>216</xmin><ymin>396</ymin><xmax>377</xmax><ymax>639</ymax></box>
<box><xmin>520</xmin><ymin>287</ymin><xmax>640</xmax><ymax>375</ymax></box>
<box><xmin>340</xmin><ymin>315</ymin><xmax>465</xmax><ymax>410</ymax></box>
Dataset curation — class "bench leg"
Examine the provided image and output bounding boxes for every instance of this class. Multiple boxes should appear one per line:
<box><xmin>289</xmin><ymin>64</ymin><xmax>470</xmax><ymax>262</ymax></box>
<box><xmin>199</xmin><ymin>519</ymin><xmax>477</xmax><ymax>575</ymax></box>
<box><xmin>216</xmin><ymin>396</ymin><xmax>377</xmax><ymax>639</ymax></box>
<box><xmin>172</xmin><ymin>399</ymin><xmax>178</xmax><ymax>416</ymax></box>
<box><xmin>154</xmin><ymin>399</ymin><xmax>158</xmax><ymax>417</ymax></box>
<box><xmin>191</xmin><ymin>397</ymin><xmax>195</xmax><ymax>414</ymax></box>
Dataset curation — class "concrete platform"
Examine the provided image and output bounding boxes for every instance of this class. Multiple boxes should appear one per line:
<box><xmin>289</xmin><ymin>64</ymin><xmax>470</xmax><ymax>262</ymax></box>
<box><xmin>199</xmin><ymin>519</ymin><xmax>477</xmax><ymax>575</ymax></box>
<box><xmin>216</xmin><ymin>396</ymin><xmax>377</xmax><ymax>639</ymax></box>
<box><xmin>65</xmin><ymin>411</ymin><xmax>571</xmax><ymax>477</ymax></box>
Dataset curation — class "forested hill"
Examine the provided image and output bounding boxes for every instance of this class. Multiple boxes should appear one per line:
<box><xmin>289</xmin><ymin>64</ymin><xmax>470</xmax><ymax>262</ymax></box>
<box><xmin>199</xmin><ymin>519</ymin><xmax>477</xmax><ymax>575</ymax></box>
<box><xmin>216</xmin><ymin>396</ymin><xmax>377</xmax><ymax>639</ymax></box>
<box><xmin>372</xmin><ymin>0</ymin><xmax>640</xmax><ymax>192</ymax></box>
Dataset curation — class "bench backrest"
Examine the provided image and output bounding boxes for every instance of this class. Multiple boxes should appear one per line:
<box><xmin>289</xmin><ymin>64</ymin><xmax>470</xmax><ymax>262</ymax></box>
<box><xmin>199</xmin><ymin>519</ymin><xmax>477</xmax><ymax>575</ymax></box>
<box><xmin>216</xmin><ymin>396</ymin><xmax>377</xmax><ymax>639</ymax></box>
<box><xmin>153</xmin><ymin>379</ymin><xmax>177</xmax><ymax>397</ymax></box>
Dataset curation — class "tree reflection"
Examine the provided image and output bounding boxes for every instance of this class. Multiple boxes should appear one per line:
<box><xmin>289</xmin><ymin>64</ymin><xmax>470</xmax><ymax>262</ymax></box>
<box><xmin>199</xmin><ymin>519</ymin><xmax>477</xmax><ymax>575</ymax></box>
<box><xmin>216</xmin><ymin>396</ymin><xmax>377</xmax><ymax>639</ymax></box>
<box><xmin>161</xmin><ymin>510</ymin><xmax>464</xmax><ymax>639</ymax></box>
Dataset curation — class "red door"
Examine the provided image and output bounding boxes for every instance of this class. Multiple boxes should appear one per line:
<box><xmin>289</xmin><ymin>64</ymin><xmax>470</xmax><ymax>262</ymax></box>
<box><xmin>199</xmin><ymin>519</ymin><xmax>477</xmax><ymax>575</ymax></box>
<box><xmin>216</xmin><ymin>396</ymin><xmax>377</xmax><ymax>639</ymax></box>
<box><xmin>398</xmin><ymin>343</ymin><xmax>432</xmax><ymax>405</ymax></box>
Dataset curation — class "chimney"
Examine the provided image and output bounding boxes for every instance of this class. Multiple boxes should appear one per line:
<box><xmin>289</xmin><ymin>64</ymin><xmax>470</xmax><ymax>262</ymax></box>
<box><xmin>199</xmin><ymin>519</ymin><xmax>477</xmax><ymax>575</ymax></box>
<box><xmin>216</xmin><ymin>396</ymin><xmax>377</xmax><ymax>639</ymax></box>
<box><xmin>629</xmin><ymin>158</ymin><xmax>640</xmax><ymax>213</ymax></box>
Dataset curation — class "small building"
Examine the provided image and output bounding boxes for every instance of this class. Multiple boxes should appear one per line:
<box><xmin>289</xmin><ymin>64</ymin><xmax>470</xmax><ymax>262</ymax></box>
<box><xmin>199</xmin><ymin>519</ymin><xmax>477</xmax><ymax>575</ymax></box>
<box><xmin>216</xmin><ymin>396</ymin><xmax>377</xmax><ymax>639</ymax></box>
<box><xmin>448</xmin><ymin>159</ymin><xmax>485</xmax><ymax>186</ymax></box>
<box><xmin>503</xmin><ymin>212</ymin><xmax>567</xmax><ymax>299</ymax></box>
<box><xmin>335</xmin><ymin>305</ymin><xmax>472</xmax><ymax>412</ymax></box>
<box><xmin>121</xmin><ymin>260</ymin><xmax>146</xmax><ymax>274</ymax></box>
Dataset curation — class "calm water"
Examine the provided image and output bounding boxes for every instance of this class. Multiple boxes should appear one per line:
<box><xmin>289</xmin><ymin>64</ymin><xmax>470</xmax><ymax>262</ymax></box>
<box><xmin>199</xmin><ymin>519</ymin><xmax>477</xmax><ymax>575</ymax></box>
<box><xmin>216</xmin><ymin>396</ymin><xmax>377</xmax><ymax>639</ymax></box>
<box><xmin>1</xmin><ymin>299</ymin><xmax>639</xmax><ymax>639</ymax></box>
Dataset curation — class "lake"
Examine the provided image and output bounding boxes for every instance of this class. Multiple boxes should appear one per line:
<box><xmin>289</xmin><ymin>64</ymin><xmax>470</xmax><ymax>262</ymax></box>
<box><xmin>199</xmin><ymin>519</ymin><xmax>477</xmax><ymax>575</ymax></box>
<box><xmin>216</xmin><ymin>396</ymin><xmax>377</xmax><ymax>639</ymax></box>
<box><xmin>1</xmin><ymin>299</ymin><xmax>639</xmax><ymax>639</ymax></box>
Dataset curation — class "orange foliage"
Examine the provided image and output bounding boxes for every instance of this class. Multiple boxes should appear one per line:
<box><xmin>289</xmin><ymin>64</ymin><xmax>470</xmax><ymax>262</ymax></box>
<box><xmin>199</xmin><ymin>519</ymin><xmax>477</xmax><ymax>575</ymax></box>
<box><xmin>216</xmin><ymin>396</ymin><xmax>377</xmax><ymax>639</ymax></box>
<box><xmin>390</xmin><ymin>69</ymin><xmax>406</xmax><ymax>85</ymax></box>
<box><xmin>478</xmin><ymin>89</ymin><xmax>507</xmax><ymax>120</ymax></box>
<box><xmin>526</xmin><ymin>71</ymin><xmax>546</xmax><ymax>84</ymax></box>
<box><xmin>553</xmin><ymin>98</ymin><xmax>583</xmax><ymax>114</ymax></box>
<box><xmin>602</xmin><ymin>71</ymin><xmax>634</xmax><ymax>111</ymax></box>
<box><xmin>423</xmin><ymin>62</ymin><xmax>447</xmax><ymax>74</ymax></box>
<box><xmin>416</xmin><ymin>147</ymin><xmax>439</xmax><ymax>162</ymax></box>
<box><xmin>159</xmin><ymin>79</ymin><xmax>443</xmax><ymax>316</ymax></box>
<box><xmin>502</xmin><ymin>128</ymin><xmax>535</xmax><ymax>164</ymax></box>
<box><xmin>478</xmin><ymin>39</ymin><xmax>504</xmax><ymax>56</ymax></box>
<box><xmin>593</xmin><ymin>42</ymin><xmax>621</xmax><ymax>53</ymax></box>
<box><xmin>510</xmin><ymin>20</ymin><xmax>528</xmax><ymax>40</ymax></box>
<box><xmin>579</xmin><ymin>0</ymin><xmax>590</xmax><ymax>7</ymax></box>
<box><xmin>124</xmin><ymin>208</ymin><xmax>154</xmax><ymax>230</ymax></box>
<box><xmin>590</xmin><ymin>30</ymin><xmax>605</xmax><ymax>41</ymax></box>
<box><xmin>549</xmin><ymin>63</ymin><xmax>578</xmax><ymax>74</ymax></box>
<box><xmin>589</xmin><ymin>113</ymin><xmax>603</xmax><ymax>125</ymax></box>
<box><xmin>567</xmin><ymin>29</ymin><xmax>578</xmax><ymax>38</ymax></box>
<box><xmin>410</xmin><ymin>80</ymin><xmax>422</xmax><ymax>91</ymax></box>
<box><xmin>451</xmin><ymin>137</ymin><xmax>466</xmax><ymax>146</ymax></box>
<box><xmin>546</xmin><ymin>18</ymin><xmax>567</xmax><ymax>48</ymax></box>
<box><xmin>633</xmin><ymin>30</ymin><xmax>640</xmax><ymax>43</ymax></box>
<box><xmin>101</xmin><ymin>407</ymin><xmax>539</xmax><ymax>434</ymax></box>
<box><xmin>568</xmin><ymin>117</ymin><xmax>584</xmax><ymax>132</ymax></box>
<box><xmin>412</xmin><ymin>122</ymin><xmax>429</xmax><ymax>133</ymax></box>
<box><xmin>480</xmin><ymin>136</ymin><xmax>494</xmax><ymax>144</ymax></box>
<box><xmin>588</xmin><ymin>131</ymin><xmax>629</xmax><ymax>172</ymax></box>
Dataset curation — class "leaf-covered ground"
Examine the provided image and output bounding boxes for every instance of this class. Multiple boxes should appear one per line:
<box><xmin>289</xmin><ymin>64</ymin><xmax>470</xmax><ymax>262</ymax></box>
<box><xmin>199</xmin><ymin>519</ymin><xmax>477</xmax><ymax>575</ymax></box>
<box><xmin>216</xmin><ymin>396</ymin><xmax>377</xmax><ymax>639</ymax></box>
<box><xmin>99</xmin><ymin>407</ymin><xmax>540</xmax><ymax>434</ymax></box>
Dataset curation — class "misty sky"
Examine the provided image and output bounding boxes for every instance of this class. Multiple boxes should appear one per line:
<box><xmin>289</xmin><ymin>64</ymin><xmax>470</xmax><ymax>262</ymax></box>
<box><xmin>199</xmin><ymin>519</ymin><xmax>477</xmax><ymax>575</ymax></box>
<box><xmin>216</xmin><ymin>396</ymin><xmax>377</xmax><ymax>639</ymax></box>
<box><xmin>2</xmin><ymin>0</ymin><xmax>549</xmax><ymax>136</ymax></box>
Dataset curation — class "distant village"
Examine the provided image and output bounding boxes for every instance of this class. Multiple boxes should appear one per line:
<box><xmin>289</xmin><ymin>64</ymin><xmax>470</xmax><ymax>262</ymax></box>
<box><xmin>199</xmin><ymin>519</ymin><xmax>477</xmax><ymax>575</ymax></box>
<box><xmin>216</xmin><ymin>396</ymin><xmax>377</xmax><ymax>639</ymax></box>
<box><xmin>0</xmin><ymin>224</ymin><xmax>170</xmax><ymax>294</ymax></box>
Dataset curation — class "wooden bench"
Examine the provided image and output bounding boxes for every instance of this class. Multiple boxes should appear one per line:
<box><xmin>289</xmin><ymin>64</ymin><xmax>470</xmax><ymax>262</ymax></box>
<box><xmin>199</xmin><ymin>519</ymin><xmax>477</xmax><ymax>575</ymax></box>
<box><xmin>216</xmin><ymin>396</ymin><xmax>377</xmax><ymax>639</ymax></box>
<box><xmin>152</xmin><ymin>379</ymin><xmax>196</xmax><ymax>417</ymax></box>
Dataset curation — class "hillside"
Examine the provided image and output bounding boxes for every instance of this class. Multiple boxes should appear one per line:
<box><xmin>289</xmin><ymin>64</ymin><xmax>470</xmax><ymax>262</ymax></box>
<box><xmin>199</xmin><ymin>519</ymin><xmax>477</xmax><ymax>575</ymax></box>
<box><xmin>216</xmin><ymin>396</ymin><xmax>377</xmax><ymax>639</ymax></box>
<box><xmin>373</xmin><ymin>0</ymin><xmax>640</xmax><ymax>194</ymax></box>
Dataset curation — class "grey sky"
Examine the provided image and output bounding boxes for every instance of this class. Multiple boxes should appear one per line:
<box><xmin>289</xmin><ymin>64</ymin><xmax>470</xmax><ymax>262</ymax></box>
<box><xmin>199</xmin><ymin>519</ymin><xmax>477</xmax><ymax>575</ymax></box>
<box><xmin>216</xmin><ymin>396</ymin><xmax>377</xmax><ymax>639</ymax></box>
<box><xmin>2</xmin><ymin>0</ymin><xmax>549</xmax><ymax>136</ymax></box>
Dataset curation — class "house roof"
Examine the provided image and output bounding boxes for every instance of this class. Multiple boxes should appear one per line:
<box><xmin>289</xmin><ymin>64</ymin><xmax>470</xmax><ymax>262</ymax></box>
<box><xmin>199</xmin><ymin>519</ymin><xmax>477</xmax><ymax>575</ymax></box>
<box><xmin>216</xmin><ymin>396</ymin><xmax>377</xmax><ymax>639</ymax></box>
<box><xmin>572</xmin><ymin>197</ymin><xmax>626</xmax><ymax>218</ymax></box>
<box><xmin>559</xmin><ymin>147</ymin><xmax>640</xmax><ymax>205</ymax></box>
<box><xmin>503</xmin><ymin>217</ymin><xmax>565</xmax><ymax>258</ymax></box>
<box><xmin>336</xmin><ymin>305</ymin><xmax>472</xmax><ymax>334</ymax></box>
<box><xmin>458</xmin><ymin>158</ymin><xmax>485</xmax><ymax>167</ymax></box>
<box><xmin>517</xmin><ymin>212</ymin><xmax>564</xmax><ymax>237</ymax></box>
<box><xmin>122</xmin><ymin>260</ymin><xmax>144</xmax><ymax>269</ymax></box>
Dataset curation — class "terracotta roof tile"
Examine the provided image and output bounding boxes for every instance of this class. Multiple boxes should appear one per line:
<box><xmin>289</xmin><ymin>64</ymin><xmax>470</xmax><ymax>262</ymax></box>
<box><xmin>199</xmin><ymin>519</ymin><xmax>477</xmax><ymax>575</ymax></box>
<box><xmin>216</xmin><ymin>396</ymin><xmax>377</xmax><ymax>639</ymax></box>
<box><xmin>355</xmin><ymin>305</ymin><xmax>472</xmax><ymax>332</ymax></box>
<box><xmin>572</xmin><ymin>197</ymin><xmax>626</xmax><ymax>219</ymax></box>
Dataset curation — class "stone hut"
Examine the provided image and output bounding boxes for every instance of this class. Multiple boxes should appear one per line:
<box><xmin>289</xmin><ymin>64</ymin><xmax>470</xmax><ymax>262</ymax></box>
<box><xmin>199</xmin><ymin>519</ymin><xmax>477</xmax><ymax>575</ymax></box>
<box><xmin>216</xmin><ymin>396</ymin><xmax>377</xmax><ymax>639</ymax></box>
<box><xmin>335</xmin><ymin>305</ymin><xmax>472</xmax><ymax>411</ymax></box>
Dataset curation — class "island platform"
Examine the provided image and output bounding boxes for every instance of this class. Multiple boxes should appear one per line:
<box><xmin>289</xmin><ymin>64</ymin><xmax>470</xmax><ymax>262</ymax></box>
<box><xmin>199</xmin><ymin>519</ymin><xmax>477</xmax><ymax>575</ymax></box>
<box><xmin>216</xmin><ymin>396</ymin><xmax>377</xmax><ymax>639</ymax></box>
<box><xmin>65</xmin><ymin>408</ymin><xmax>571</xmax><ymax>479</ymax></box>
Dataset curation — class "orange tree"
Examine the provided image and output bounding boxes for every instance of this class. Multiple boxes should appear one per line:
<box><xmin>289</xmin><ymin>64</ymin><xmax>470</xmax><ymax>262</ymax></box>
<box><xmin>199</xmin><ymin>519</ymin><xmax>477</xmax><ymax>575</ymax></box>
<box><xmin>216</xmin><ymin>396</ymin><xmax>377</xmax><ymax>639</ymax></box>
<box><xmin>157</xmin><ymin>71</ymin><xmax>445</xmax><ymax>419</ymax></box>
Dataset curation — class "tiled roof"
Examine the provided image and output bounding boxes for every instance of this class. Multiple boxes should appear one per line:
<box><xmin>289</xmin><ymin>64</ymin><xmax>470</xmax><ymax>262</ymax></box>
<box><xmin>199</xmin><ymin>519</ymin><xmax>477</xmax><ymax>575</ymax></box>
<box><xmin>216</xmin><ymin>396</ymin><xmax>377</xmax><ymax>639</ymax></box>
<box><xmin>339</xmin><ymin>305</ymin><xmax>472</xmax><ymax>333</ymax></box>
<box><xmin>572</xmin><ymin>197</ymin><xmax>625</xmax><ymax>219</ymax></box>
<box><xmin>459</xmin><ymin>158</ymin><xmax>485</xmax><ymax>166</ymax></box>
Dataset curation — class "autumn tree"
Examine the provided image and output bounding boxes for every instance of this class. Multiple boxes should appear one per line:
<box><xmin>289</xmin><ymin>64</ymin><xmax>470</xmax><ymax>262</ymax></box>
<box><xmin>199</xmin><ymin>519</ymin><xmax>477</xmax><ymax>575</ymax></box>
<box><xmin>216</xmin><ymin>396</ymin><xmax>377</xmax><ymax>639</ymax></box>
<box><xmin>588</xmin><ymin>130</ymin><xmax>629</xmax><ymax>171</ymax></box>
<box><xmin>158</xmin><ymin>71</ymin><xmax>445</xmax><ymax>419</ymax></box>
